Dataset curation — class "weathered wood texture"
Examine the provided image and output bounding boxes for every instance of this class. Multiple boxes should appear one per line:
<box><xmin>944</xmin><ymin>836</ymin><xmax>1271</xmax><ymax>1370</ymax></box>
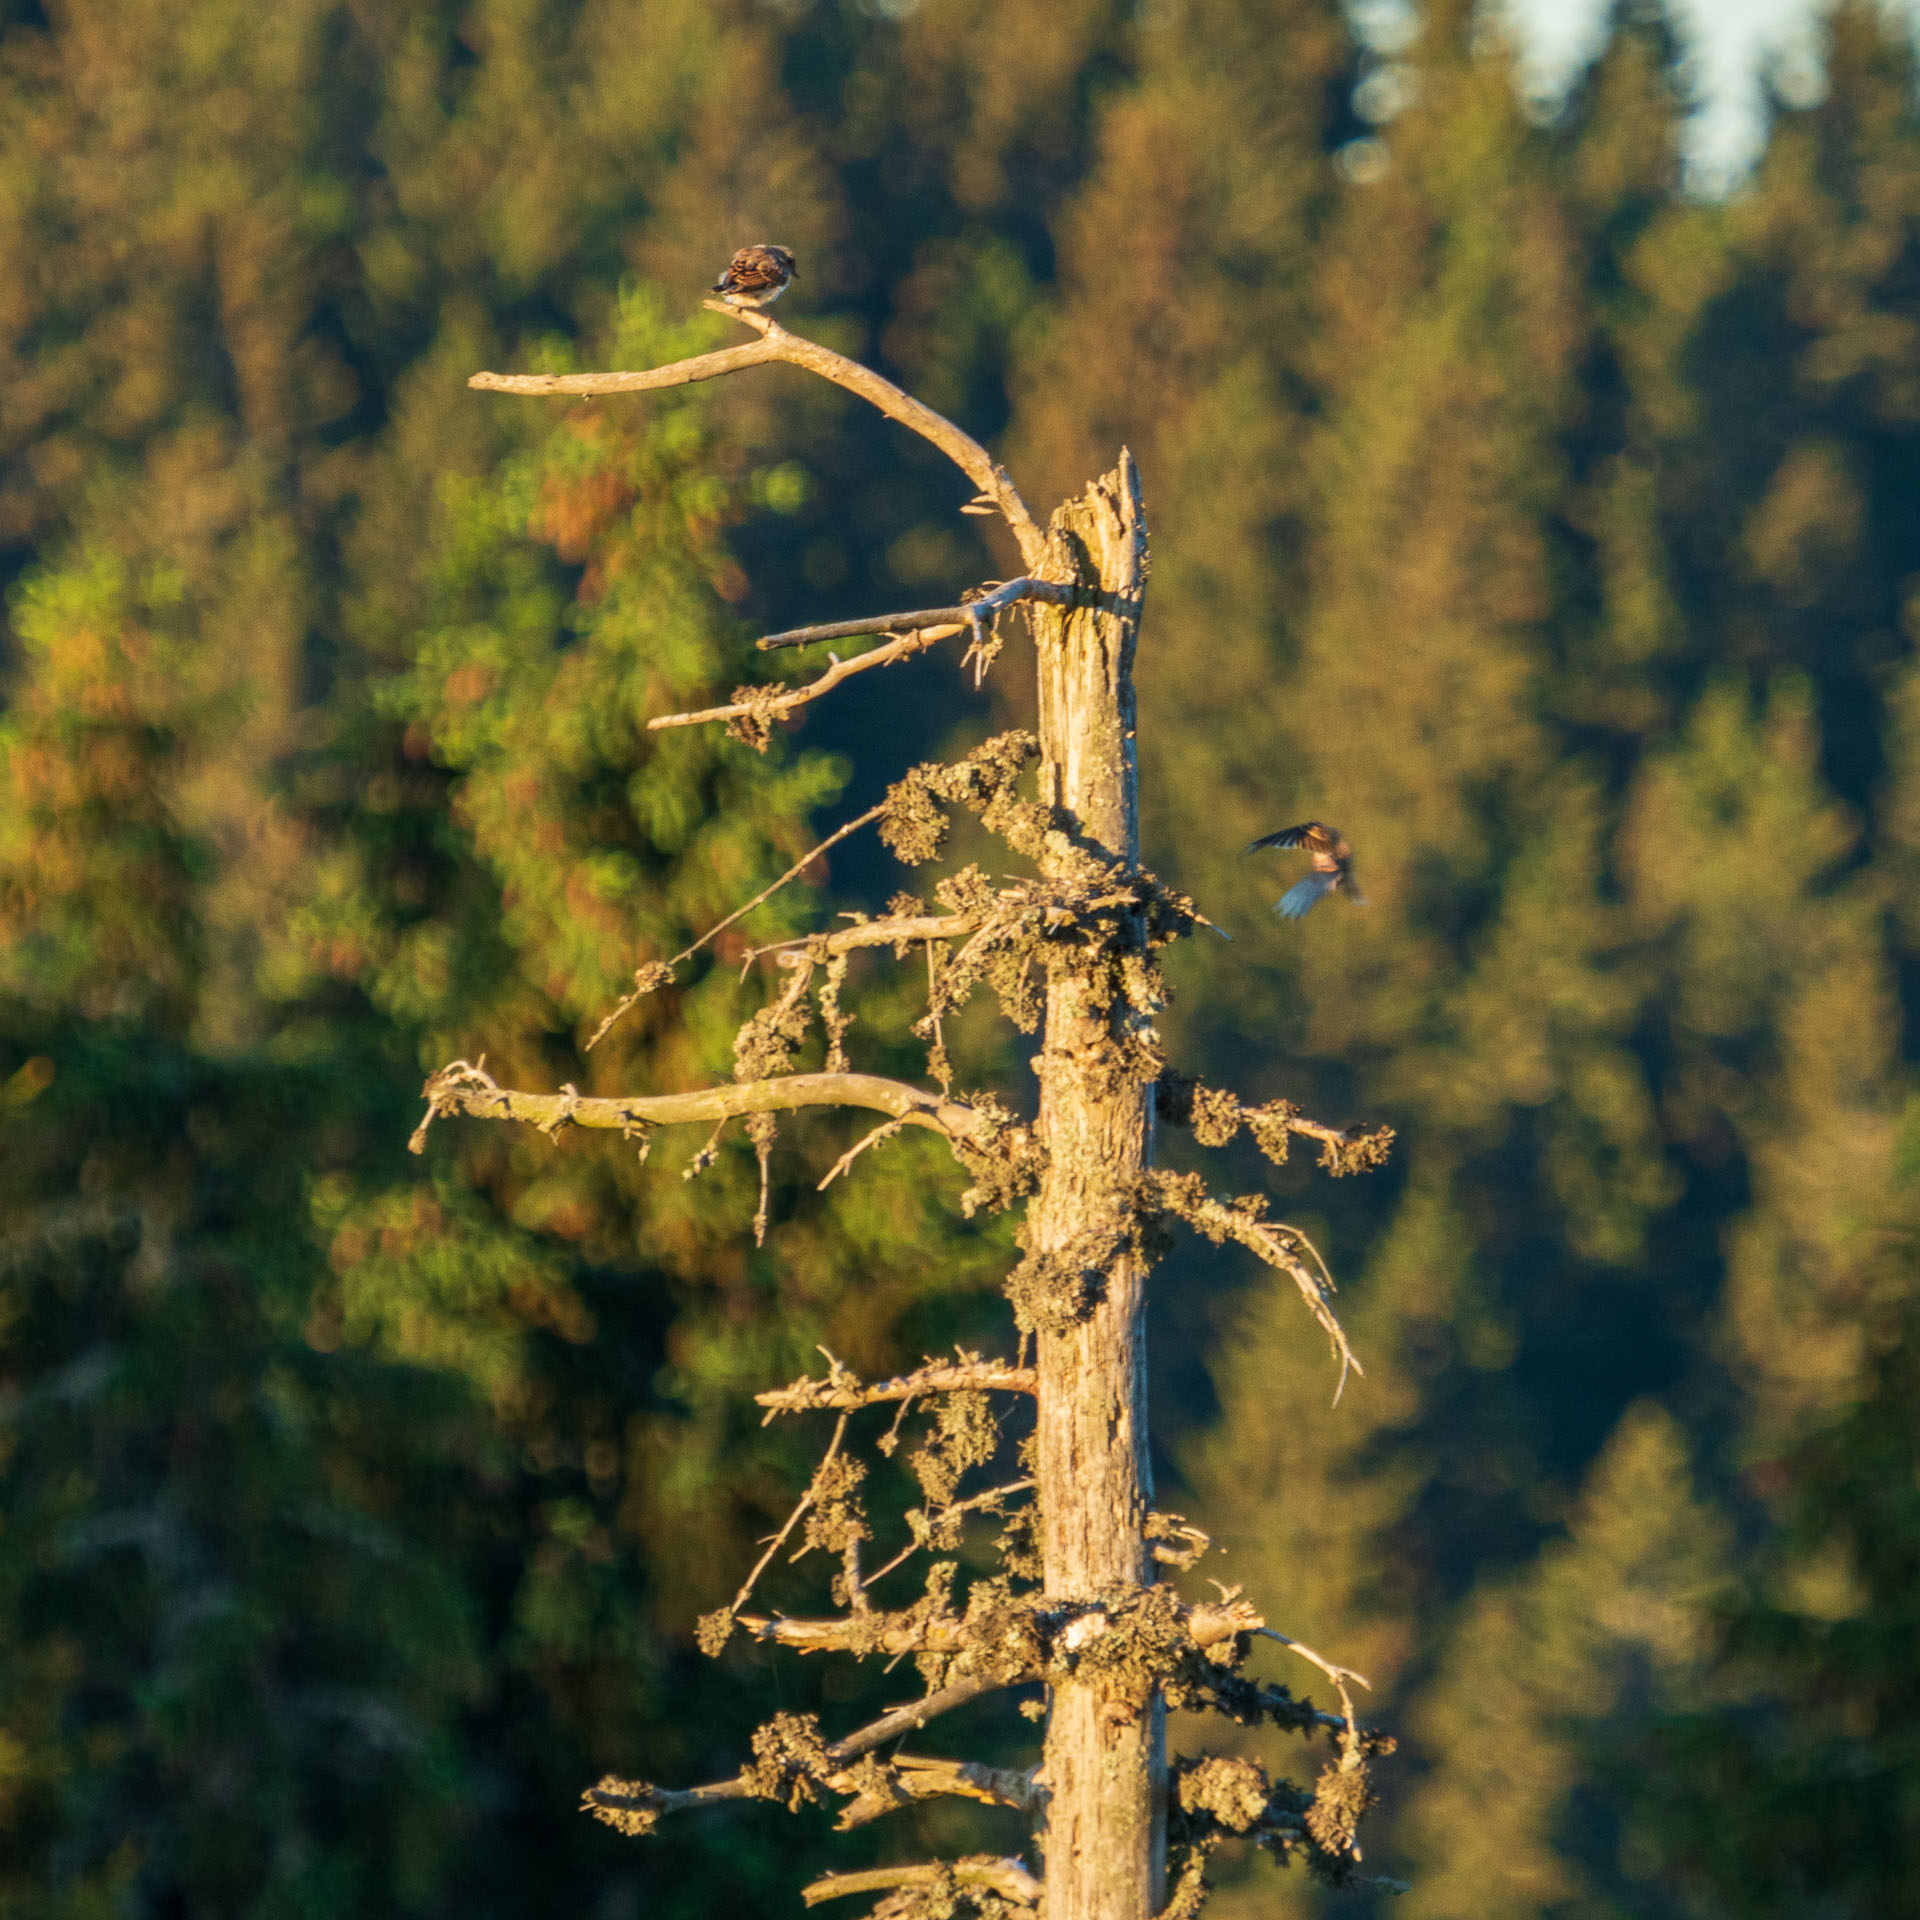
<box><xmin>1025</xmin><ymin>454</ymin><xmax>1162</xmax><ymax>1920</ymax></box>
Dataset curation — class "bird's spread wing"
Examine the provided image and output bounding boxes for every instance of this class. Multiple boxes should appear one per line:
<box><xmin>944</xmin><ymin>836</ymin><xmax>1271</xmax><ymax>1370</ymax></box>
<box><xmin>1275</xmin><ymin>872</ymin><xmax>1337</xmax><ymax>919</ymax></box>
<box><xmin>1245</xmin><ymin>821</ymin><xmax>1339</xmax><ymax>857</ymax></box>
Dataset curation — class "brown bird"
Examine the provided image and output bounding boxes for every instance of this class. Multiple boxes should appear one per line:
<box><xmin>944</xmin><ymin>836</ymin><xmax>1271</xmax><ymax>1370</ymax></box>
<box><xmin>712</xmin><ymin>244</ymin><xmax>798</xmax><ymax>309</ymax></box>
<box><xmin>1244</xmin><ymin>821</ymin><xmax>1366</xmax><ymax>919</ymax></box>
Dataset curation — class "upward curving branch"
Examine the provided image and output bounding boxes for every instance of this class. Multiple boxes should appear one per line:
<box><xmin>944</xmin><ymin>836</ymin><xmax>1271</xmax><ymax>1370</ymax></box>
<box><xmin>470</xmin><ymin>301</ymin><xmax>1045</xmax><ymax>569</ymax></box>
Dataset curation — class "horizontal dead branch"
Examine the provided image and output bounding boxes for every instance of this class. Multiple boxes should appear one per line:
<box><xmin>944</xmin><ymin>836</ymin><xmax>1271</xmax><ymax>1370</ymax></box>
<box><xmin>1155</xmin><ymin>1070</ymin><xmax>1395</xmax><ymax>1178</ymax></box>
<box><xmin>756</xmin><ymin>577</ymin><xmax>1081</xmax><ymax>653</ymax></box>
<box><xmin>648</xmin><ymin>624</ymin><xmax>963</xmax><ymax>732</ymax></box>
<box><xmin>751</xmin><ymin>911</ymin><xmax>982</xmax><ymax>967</ymax></box>
<box><xmin>470</xmin><ymin>336</ymin><xmax>781</xmax><ymax>396</ymax></box>
<box><xmin>756</xmin><ymin>1357</ymin><xmax>1036</xmax><ymax>1420</ymax></box>
<box><xmin>649</xmin><ymin>579</ymin><xmax>1088</xmax><ymax>735</ymax></box>
<box><xmin>835</xmin><ymin>1754</ymin><xmax>1037</xmax><ymax>1830</ymax></box>
<box><xmin>803</xmin><ymin>1857</ymin><xmax>1042</xmax><ymax>1910</ymax></box>
<box><xmin>472</xmin><ymin>303</ymin><xmax>1044</xmax><ymax>568</ymax></box>
<box><xmin>758</xmin><ymin>611</ymin><xmax>970</xmax><ymax>653</ymax></box>
<box><xmin>582</xmin><ymin>1674</ymin><xmax>1009</xmax><ymax>1834</ymax></box>
<box><xmin>735</xmin><ymin>1594</ymin><xmax>1262</xmax><ymax>1662</ymax></box>
<box><xmin>411</xmin><ymin>1057</ymin><xmax>991</xmax><ymax>1158</ymax></box>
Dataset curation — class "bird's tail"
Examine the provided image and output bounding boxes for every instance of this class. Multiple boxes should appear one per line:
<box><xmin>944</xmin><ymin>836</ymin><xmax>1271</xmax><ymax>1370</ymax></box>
<box><xmin>1276</xmin><ymin>873</ymin><xmax>1335</xmax><ymax>919</ymax></box>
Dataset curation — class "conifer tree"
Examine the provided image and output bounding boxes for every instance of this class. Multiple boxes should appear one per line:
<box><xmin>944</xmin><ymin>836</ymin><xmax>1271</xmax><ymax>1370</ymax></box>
<box><xmin>1398</xmin><ymin>1402</ymin><xmax>1730</xmax><ymax>1920</ymax></box>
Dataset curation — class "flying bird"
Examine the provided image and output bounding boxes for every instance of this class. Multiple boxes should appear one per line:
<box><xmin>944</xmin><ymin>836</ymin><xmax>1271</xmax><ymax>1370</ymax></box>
<box><xmin>1244</xmin><ymin>821</ymin><xmax>1366</xmax><ymax>919</ymax></box>
<box><xmin>712</xmin><ymin>244</ymin><xmax>798</xmax><ymax>309</ymax></box>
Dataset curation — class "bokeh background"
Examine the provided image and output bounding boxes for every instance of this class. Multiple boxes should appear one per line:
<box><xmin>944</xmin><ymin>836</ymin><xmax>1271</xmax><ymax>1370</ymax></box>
<box><xmin>3</xmin><ymin>1</ymin><xmax>1918</xmax><ymax>1916</ymax></box>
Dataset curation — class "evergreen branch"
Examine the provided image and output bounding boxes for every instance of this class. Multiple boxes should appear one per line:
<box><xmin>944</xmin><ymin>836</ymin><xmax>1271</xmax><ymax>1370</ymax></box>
<box><xmin>411</xmin><ymin>1058</ymin><xmax>991</xmax><ymax>1157</ymax></box>
<box><xmin>802</xmin><ymin>1857</ymin><xmax>1043</xmax><ymax>1909</ymax></box>
<box><xmin>756</xmin><ymin>1357</ymin><xmax>1036</xmax><ymax>1420</ymax></box>
<box><xmin>471</xmin><ymin>305</ymin><xmax>1045</xmax><ymax>568</ymax></box>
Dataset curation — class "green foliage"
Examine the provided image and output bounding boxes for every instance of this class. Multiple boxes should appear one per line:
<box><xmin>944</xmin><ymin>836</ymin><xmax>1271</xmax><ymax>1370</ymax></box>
<box><xmin>5</xmin><ymin>1</ymin><xmax>1920</xmax><ymax>1916</ymax></box>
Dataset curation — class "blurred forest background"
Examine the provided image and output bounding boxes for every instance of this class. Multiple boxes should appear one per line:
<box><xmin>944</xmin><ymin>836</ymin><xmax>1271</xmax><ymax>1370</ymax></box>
<box><xmin>3</xmin><ymin>0</ymin><xmax>1918</xmax><ymax>1915</ymax></box>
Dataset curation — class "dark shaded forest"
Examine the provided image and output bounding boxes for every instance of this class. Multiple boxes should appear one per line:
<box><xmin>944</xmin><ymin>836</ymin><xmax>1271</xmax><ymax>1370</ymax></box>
<box><xmin>2</xmin><ymin>1</ymin><xmax>1917</xmax><ymax>1915</ymax></box>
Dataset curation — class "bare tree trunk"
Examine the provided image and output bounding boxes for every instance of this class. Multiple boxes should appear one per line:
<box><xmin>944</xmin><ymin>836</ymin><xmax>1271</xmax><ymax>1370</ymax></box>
<box><xmin>453</xmin><ymin>316</ymin><xmax>1394</xmax><ymax>1920</ymax></box>
<box><xmin>1027</xmin><ymin>454</ymin><xmax>1162</xmax><ymax>1920</ymax></box>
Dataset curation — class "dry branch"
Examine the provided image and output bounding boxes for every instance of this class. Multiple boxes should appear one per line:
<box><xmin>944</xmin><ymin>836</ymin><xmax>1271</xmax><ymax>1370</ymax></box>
<box><xmin>471</xmin><ymin>302</ymin><xmax>1045</xmax><ymax>568</ymax></box>
<box><xmin>734</xmin><ymin>1593</ymin><xmax>1262</xmax><ymax>1662</ymax></box>
<box><xmin>802</xmin><ymin>1857</ymin><xmax>1043</xmax><ymax>1910</ymax></box>
<box><xmin>750</xmin><ymin>911</ymin><xmax>982</xmax><ymax>966</ymax></box>
<box><xmin>725</xmin><ymin>1413</ymin><xmax>851</xmax><ymax>1621</ymax></box>
<box><xmin>1143</xmin><ymin>1171</ymin><xmax>1362</xmax><ymax>1402</ymax></box>
<box><xmin>1155</xmin><ymin>1070</ymin><xmax>1394</xmax><ymax>1179</ymax></box>
<box><xmin>582</xmin><ymin>1673</ymin><xmax>1012</xmax><ymax>1835</ymax></box>
<box><xmin>649</xmin><ymin>580</ymin><xmax>1087</xmax><ymax>735</ymax></box>
<box><xmin>1254</xmin><ymin>1627</ymin><xmax>1370</xmax><ymax>1767</ymax></box>
<box><xmin>756</xmin><ymin>1357</ymin><xmax>1036</xmax><ymax>1420</ymax></box>
<box><xmin>756</xmin><ymin>578</ymin><xmax>1082</xmax><ymax>652</ymax></box>
<box><xmin>585</xmin><ymin>802</ymin><xmax>888</xmax><ymax>1050</ymax></box>
<box><xmin>649</xmin><ymin>625</ymin><xmax>962</xmax><ymax>733</ymax></box>
<box><xmin>410</xmin><ymin>1057</ymin><xmax>991</xmax><ymax>1158</ymax></box>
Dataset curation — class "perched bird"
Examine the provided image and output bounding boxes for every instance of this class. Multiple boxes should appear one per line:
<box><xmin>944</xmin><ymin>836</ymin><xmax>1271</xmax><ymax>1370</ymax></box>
<box><xmin>712</xmin><ymin>244</ymin><xmax>798</xmax><ymax>309</ymax></box>
<box><xmin>1244</xmin><ymin>821</ymin><xmax>1366</xmax><ymax>919</ymax></box>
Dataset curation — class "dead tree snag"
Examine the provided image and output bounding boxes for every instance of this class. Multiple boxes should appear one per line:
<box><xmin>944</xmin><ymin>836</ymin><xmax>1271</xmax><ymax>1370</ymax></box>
<box><xmin>429</xmin><ymin>300</ymin><xmax>1401</xmax><ymax>1917</ymax></box>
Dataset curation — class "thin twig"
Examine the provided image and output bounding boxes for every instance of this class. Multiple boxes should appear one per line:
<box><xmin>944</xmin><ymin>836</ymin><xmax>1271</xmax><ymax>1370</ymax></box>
<box><xmin>1141</xmin><ymin>1172</ymin><xmax>1363</xmax><ymax>1403</ymax></box>
<box><xmin>863</xmin><ymin>1479</ymin><xmax>1035</xmax><ymax>1589</ymax></box>
<box><xmin>818</xmin><ymin>1116</ymin><xmax>906</xmax><ymax>1191</ymax></box>
<box><xmin>585</xmin><ymin>803</ymin><xmax>886</xmax><ymax>1051</ymax></box>
<box><xmin>729</xmin><ymin>1413</ymin><xmax>850</xmax><ymax>1618</ymax></box>
<box><xmin>1254</xmin><ymin>1627</ymin><xmax>1371</xmax><ymax>1768</ymax></box>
